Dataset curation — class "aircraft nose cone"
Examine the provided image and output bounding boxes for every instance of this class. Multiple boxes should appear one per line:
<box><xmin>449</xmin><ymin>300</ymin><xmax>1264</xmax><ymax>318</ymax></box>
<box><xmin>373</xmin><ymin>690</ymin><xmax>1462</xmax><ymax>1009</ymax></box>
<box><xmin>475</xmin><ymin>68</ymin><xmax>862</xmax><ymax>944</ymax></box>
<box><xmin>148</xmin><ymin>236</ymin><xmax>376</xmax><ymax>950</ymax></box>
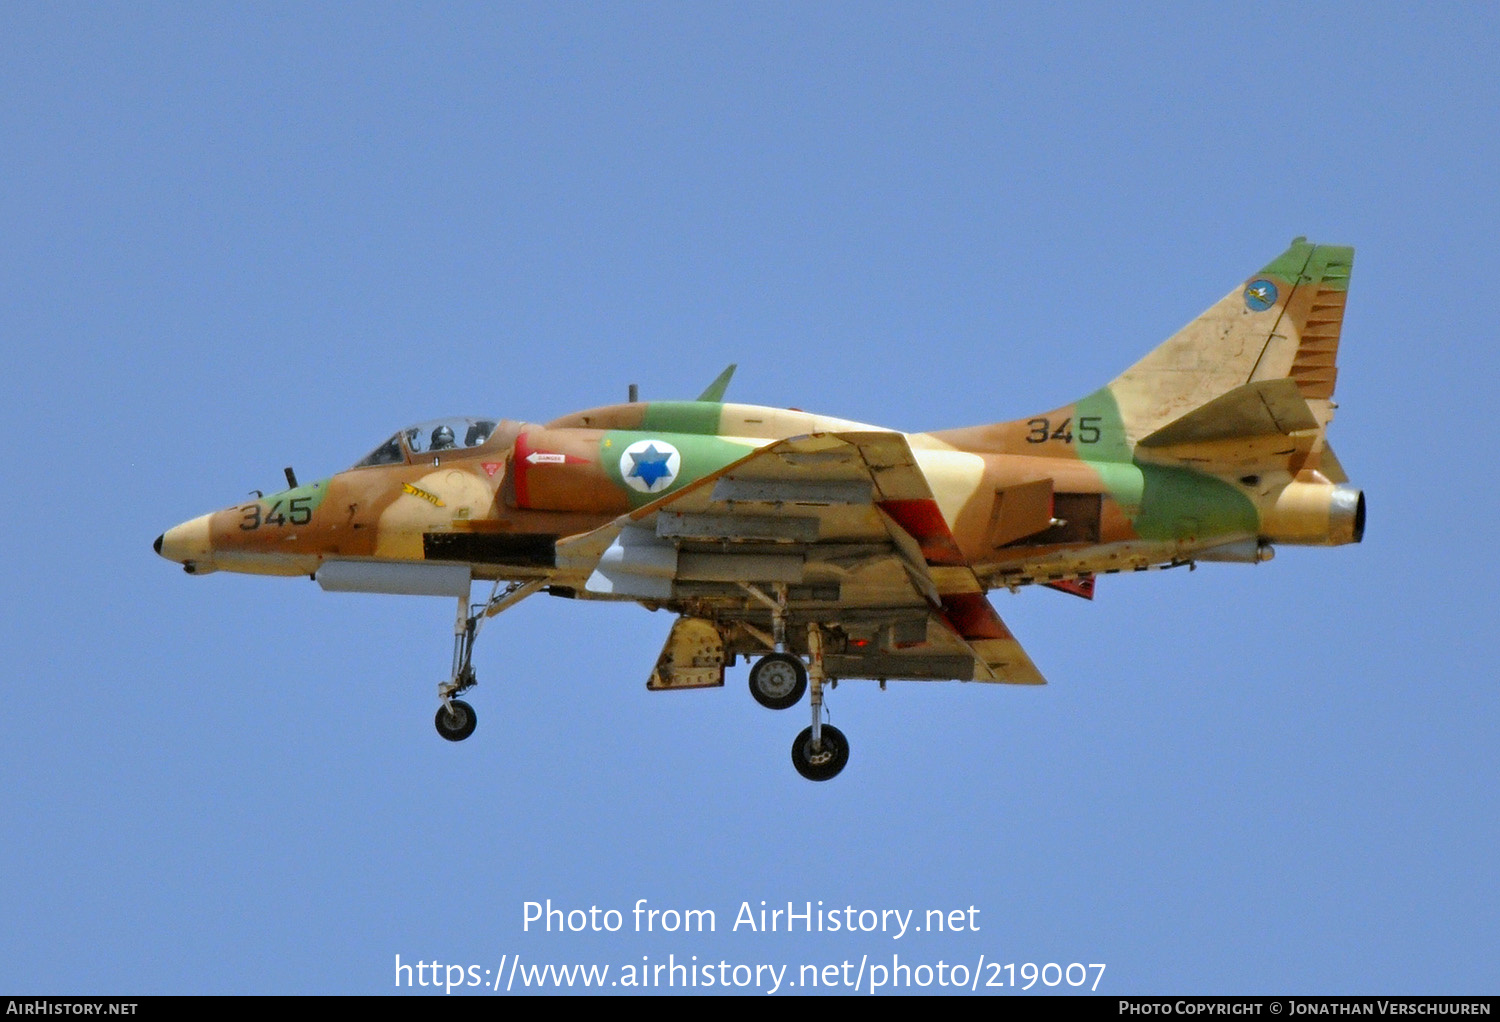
<box><xmin>157</xmin><ymin>513</ymin><xmax>215</xmax><ymax>569</ymax></box>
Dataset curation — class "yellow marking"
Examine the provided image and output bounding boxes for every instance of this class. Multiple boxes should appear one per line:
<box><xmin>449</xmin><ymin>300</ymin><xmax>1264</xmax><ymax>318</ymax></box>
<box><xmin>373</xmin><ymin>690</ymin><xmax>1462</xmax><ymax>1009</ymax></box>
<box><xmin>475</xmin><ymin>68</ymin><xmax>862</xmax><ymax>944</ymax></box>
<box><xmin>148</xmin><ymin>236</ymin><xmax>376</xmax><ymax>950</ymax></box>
<box><xmin>914</xmin><ymin>448</ymin><xmax>987</xmax><ymax>526</ymax></box>
<box><xmin>402</xmin><ymin>482</ymin><xmax>446</xmax><ymax>507</ymax></box>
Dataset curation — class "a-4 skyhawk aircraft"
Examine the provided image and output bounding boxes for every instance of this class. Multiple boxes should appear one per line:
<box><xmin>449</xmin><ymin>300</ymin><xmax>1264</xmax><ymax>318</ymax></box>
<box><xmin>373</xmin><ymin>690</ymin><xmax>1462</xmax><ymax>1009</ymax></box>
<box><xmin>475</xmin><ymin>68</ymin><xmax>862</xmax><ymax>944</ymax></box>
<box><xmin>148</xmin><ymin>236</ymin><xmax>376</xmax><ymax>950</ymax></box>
<box><xmin>156</xmin><ymin>238</ymin><xmax>1365</xmax><ymax>780</ymax></box>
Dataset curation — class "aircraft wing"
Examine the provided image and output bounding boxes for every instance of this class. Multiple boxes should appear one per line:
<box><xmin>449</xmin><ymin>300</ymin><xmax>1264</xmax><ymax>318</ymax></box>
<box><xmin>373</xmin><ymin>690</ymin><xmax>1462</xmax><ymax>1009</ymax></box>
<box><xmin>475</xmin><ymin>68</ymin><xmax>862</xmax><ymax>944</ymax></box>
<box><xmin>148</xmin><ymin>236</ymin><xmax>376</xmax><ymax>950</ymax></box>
<box><xmin>555</xmin><ymin>432</ymin><xmax>1046</xmax><ymax>685</ymax></box>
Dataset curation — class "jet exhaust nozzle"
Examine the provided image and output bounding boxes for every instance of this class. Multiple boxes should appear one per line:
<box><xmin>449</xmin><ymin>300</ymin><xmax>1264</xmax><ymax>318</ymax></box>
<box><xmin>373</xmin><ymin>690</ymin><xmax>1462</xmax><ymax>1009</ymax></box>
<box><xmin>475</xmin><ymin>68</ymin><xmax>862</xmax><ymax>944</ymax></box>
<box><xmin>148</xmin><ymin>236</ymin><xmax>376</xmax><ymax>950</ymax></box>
<box><xmin>1333</xmin><ymin>484</ymin><xmax>1366</xmax><ymax>544</ymax></box>
<box><xmin>1262</xmin><ymin>482</ymin><xmax>1365</xmax><ymax>547</ymax></box>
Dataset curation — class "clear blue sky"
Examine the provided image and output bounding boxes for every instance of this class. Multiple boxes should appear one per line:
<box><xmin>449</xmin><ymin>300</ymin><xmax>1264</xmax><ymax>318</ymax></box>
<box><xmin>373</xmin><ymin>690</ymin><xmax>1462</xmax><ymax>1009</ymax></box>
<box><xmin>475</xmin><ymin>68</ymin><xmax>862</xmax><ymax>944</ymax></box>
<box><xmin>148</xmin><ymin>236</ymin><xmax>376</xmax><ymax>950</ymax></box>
<box><xmin>3</xmin><ymin>2</ymin><xmax>1496</xmax><ymax>995</ymax></box>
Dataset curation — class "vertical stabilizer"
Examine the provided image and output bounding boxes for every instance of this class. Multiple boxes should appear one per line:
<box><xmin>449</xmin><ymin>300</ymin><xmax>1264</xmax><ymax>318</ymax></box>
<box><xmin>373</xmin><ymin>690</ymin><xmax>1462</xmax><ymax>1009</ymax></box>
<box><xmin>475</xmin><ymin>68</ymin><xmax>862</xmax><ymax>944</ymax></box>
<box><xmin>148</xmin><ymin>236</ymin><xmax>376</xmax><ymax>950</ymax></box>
<box><xmin>929</xmin><ymin>238</ymin><xmax>1356</xmax><ymax>483</ymax></box>
<box><xmin>1108</xmin><ymin>238</ymin><xmax>1353</xmax><ymax>447</ymax></box>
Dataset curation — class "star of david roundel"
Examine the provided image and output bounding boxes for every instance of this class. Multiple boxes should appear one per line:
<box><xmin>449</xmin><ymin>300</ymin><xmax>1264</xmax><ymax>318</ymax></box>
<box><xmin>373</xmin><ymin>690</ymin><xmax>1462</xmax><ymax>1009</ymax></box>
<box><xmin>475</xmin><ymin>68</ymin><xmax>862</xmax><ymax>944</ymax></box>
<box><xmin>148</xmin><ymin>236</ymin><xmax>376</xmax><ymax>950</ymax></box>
<box><xmin>619</xmin><ymin>439</ymin><xmax>682</xmax><ymax>493</ymax></box>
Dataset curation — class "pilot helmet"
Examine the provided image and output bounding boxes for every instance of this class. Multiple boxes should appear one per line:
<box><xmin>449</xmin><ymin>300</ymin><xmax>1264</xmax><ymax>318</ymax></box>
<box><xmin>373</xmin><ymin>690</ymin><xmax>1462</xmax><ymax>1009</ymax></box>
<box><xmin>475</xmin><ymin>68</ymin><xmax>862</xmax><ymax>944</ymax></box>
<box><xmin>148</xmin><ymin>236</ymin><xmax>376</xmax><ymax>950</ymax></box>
<box><xmin>431</xmin><ymin>425</ymin><xmax>456</xmax><ymax>450</ymax></box>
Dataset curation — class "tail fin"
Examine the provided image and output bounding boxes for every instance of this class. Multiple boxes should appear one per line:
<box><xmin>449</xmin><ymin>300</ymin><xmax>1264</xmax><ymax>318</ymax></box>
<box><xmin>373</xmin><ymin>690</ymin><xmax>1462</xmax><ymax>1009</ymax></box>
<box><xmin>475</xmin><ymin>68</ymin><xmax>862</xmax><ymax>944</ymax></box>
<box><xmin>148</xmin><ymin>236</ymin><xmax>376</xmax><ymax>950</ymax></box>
<box><xmin>931</xmin><ymin>238</ymin><xmax>1354</xmax><ymax>478</ymax></box>
<box><xmin>1109</xmin><ymin>237</ymin><xmax>1353</xmax><ymax>450</ymax></box>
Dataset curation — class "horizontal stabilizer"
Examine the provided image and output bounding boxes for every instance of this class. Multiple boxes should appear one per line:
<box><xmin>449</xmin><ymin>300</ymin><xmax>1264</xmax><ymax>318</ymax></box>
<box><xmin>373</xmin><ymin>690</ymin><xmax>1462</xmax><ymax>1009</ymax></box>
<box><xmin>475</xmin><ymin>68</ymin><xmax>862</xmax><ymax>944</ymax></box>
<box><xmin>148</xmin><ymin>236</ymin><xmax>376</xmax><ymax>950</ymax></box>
<box><xmin>1138</xmin><ymin>378</ymin><xmax>1319</xmax><ymax>449</ymax></box>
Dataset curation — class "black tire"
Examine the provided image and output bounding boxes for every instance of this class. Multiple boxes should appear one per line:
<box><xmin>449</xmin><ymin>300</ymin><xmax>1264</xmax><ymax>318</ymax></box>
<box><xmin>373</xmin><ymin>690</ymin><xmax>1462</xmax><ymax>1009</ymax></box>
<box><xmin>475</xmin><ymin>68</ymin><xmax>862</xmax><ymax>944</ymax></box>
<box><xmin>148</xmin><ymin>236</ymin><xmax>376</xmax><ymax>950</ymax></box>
<box><xmin>748</xmin><ymin>653</ymin><xmax>808</xmax><ymax>710</ymax></box>
<box><xmin>791</xmin><ymin>724</ymin><xmax>849</xmax><ymax>781</ymax></box>
<box><xmin>435</xmin><ymin>699</ymin><xmax>477</xmax><ymax>742</ymax></box>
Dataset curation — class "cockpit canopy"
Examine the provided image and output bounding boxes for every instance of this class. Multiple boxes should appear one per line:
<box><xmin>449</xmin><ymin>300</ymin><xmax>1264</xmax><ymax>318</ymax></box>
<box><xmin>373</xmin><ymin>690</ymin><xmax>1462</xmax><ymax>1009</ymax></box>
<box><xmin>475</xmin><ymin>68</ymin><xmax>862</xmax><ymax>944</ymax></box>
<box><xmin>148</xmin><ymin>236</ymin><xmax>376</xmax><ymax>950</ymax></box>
<box><xmin>353</xmin><ymin>417</ymin><xmax>504</xmax><ymax>468</ymax></box>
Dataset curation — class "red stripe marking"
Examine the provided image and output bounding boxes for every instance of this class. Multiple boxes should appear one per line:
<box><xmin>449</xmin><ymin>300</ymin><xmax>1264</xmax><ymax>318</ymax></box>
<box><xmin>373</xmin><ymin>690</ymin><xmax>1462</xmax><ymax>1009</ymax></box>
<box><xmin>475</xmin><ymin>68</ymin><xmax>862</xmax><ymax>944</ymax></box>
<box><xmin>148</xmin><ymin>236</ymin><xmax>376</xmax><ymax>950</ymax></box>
<box><xmin>878</xmin><ymin>498</ymin><xmax>965</xmax><ymax>565</ymax></box>
<box><xmin>940</xmin><ymin>592</ymin><xmax>1012</xmax><ymax>641</ymax></box>
<box><xmin>512</xmin><ymin>433</ymin><xmax>533</xmax><ymax>508</ymax></box>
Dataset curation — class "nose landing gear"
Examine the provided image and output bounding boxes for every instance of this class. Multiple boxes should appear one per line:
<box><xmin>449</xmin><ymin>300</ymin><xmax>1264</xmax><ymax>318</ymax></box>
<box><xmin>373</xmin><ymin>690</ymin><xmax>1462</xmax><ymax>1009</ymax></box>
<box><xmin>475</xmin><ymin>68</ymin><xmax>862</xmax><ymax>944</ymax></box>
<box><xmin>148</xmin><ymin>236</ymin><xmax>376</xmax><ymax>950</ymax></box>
<box><xmin>432</xmin><ymin>579</ymin><xmax>544</xmax><ymax>742</ymax></box>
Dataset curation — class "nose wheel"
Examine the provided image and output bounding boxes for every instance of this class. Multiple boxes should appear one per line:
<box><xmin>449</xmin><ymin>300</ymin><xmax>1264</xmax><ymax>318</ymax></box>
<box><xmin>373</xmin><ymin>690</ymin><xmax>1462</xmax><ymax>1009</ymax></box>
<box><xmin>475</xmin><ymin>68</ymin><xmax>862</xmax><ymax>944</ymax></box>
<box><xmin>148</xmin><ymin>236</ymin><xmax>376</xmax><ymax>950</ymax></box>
<box><xmin>435</xmin><ymin>699</ymin><xmax>477</xmax><ymax>742</ymax></box>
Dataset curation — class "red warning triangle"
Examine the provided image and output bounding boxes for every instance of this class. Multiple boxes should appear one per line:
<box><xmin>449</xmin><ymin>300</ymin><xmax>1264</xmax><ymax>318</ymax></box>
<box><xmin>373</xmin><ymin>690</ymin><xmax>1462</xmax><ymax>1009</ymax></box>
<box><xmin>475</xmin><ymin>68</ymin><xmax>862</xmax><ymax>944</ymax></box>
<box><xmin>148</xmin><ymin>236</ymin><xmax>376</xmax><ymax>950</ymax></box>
<box><xmin>1043</xmin><ymin>575</ymin><xmax>1095</xmax><ymax>600</ymax></box>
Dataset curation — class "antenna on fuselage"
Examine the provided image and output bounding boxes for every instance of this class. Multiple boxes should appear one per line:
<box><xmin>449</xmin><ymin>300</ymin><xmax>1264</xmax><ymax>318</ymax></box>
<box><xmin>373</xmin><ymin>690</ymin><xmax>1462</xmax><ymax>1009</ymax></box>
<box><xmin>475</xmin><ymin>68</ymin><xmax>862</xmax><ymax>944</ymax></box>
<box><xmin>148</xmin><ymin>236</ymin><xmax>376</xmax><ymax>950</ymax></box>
<box><xmin>628</xmin><ymin>384</ymin><xmax>639</xmax><ymax>403</ymax></box>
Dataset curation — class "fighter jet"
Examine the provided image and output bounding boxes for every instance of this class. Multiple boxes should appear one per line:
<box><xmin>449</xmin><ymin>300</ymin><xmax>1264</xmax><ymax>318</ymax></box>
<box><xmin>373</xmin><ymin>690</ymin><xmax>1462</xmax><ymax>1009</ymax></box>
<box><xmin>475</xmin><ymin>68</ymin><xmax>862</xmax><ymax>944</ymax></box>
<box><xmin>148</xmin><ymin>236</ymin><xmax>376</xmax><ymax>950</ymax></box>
<box><xmin>156</xmin><ymin>238</ymin><xmax>1364</xmax><ymax>780</ymax></box>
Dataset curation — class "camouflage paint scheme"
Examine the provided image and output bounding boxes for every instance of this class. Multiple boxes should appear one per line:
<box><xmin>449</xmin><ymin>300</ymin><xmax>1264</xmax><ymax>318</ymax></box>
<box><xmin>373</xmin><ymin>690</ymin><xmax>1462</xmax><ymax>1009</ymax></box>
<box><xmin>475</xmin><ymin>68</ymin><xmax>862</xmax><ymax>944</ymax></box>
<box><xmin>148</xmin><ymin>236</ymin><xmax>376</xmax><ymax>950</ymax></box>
<box><xmin>157</xmin><ymin>239</ymin><xmax>1364</xmax><ymax>764</ymax></box>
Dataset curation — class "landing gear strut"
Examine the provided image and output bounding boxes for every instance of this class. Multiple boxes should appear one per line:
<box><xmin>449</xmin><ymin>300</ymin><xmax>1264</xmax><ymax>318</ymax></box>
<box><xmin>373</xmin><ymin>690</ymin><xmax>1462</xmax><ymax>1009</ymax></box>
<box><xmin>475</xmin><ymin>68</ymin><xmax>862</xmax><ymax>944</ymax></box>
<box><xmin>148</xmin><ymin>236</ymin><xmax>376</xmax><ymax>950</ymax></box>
<box><xmin>737</xmin><ymin>584</ymin><xmax>851</xmax><ymax>779</ymax></box>
<box><xmin>791</xmin><ymin>622</ymin><xmax>848</xmax><ymax>780</ymax></box>
<box><xmin>433</xmin><ymin>579</ymin><xmax>543</xmax><ymax>742</ymax></box>
<box><xmin>742</xmin><ymin>582</ymin><xmax>808</xmax><ymax>710</ymax></box>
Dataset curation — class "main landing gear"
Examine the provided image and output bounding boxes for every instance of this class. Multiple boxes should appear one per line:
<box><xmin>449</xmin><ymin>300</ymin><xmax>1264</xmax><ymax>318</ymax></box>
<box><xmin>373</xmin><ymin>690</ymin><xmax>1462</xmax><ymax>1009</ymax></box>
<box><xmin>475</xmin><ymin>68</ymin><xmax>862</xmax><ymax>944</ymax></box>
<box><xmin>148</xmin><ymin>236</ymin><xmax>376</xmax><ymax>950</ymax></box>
<box><xmin>433</xmin><ymin>579</ymin><xmax>544</xmax><ymax>742</ymax></box>
<box><xmin>792</xmin><ymin>723</ymin><xmax>849</xmax><ymax>782</ymax></box>
<box><xmin>748</xmin><ymin>652</ymin><xmax>807</xmax><ymax>710</ymax></box>
<box><xmin>748</xmin><ymin>643</ymin><xmax>847</xmax><ymax>780</ymax></box>
<box><xmin>741</xmin><ymin>583</ymin><xmax>849</xmax><ymax>781</ymax></box>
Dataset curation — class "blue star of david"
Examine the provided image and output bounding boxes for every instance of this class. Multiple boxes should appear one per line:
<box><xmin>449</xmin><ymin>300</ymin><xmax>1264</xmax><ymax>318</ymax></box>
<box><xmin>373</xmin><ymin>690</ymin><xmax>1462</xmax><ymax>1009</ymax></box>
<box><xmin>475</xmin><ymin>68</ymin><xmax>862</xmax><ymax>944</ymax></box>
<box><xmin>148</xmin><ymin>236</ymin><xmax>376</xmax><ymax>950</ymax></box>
<box><xmin>628</xmin><ymin>445</ymin><xmax>674</xmax><ymax>488</ymax></box>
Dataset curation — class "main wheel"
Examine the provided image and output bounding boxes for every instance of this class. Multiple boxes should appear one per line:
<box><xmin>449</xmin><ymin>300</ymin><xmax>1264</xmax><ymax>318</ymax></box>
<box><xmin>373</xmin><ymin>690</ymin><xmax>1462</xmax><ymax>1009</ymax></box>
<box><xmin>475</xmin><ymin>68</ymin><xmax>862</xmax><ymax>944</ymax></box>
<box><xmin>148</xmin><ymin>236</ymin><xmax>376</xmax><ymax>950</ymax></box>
<box><xmin>435</xmin><ymin>699</ymin><xmax>477</xmax><ymax>742</ymax></box>
<box><xmin>748</xmin><ymin>653</ymin><xmax>808</xmax><ymax>710</ymax></box>
<box><xmin>791</xmin><ymin>724</ymin><xmax>849</xmax><ymax>781</ymax></box>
